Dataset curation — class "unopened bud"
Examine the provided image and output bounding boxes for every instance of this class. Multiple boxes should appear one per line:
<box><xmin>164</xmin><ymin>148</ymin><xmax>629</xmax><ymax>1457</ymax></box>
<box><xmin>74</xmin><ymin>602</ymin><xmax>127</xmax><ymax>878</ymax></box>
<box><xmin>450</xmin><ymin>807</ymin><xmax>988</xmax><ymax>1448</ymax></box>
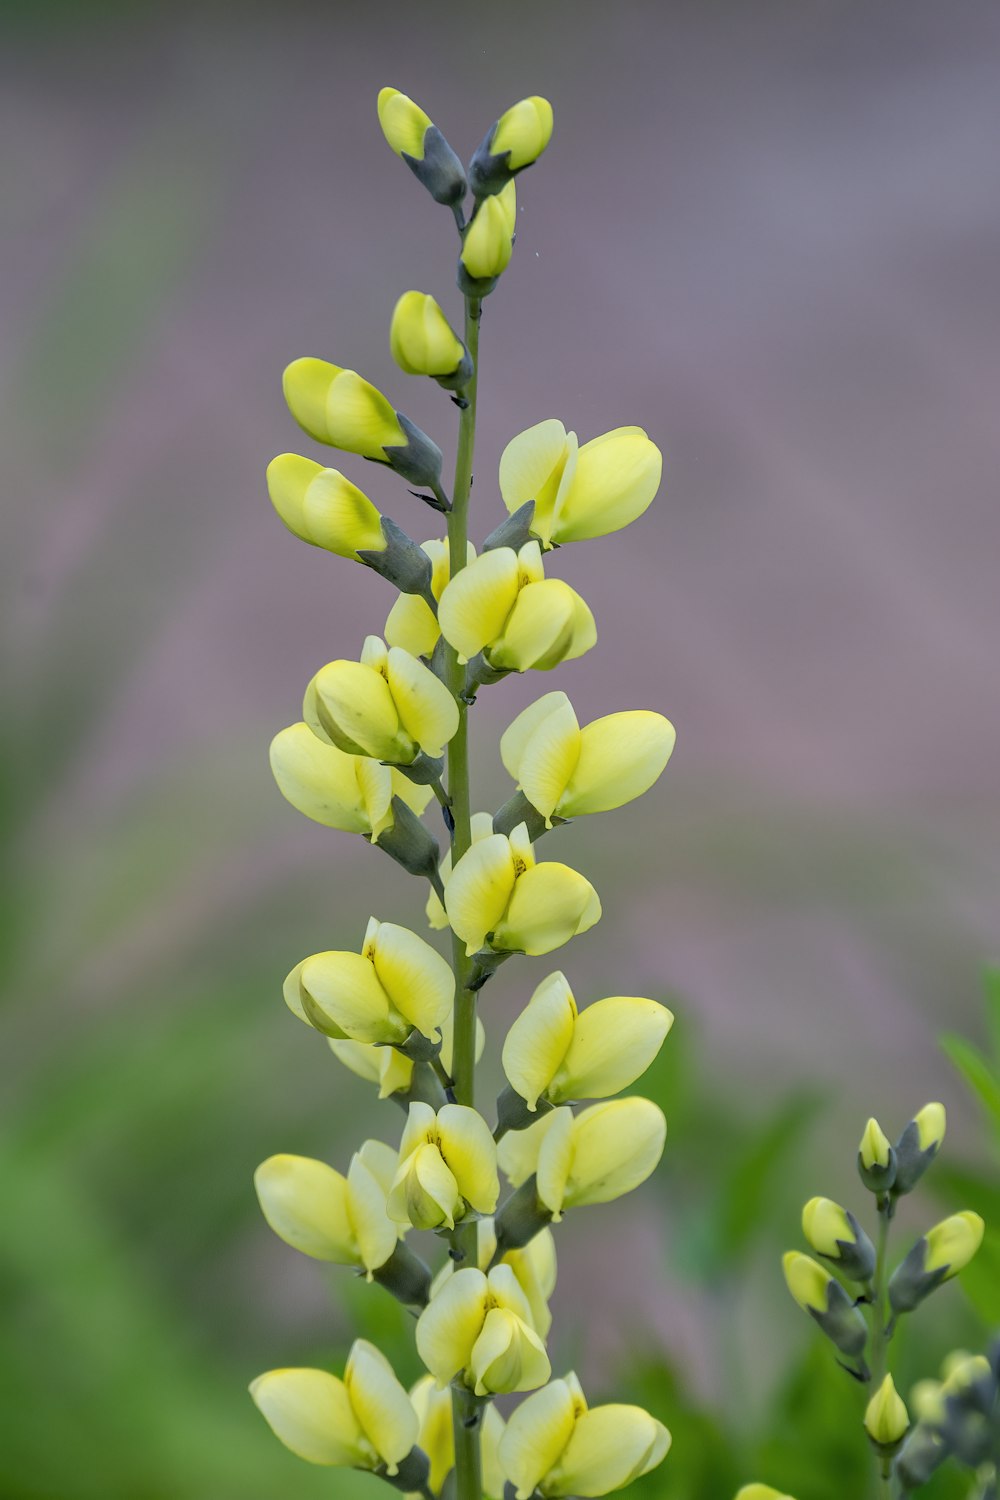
<box><xmin>893</xmin><ymin>1103</ymin><xmax>946</xmax><ymax>1195</ymax></box>
<box><xmin>858</xmin><ymin>1116</ymin><xmax>896</xmax><ymax>1193</ymax></box>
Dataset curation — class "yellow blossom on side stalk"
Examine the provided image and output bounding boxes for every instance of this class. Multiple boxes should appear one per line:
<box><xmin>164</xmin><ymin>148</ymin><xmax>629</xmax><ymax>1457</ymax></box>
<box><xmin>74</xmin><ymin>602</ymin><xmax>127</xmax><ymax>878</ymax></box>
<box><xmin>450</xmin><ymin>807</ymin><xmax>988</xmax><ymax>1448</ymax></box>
<box><xmin>387</xmin><ymin>1101</ymin><xmax>499</xmax><ymax>1230</ymax></box>
<box><xmin>390</xmin><ymin>291</ymin><xmax>470</xmax><ymax>388</ymax></box>
<box><xmin>329</xmin><ymin>1009</ymin><xmax>486</xmax><ymax>1100</ymax></box>
<box><xmin>500</xmin><ymin>691</ymin><xmax>675</xmax><ymax>826</ymax></box>
<box><xmin>283</xmin><ymin>916</ymin><xmax>453</xmax><ymax>1045</ymax></box>
<box><xmin>266</xmin><ymin>454</ymin><xmax>386</xmax><ymax>557</ymax></box>
<box><xmin>437</xmin><ymin>540</ymin><xmax>596</xmax><ymax>675</ymax></box>
<box><xmin>459</xmin><ymin>182</ymin><xmax>517</xmax><ymax>293</ymax></box>
<box><xmin>498</xmin><ymin>1098</ymin><xmax>666</xmax><ymax>1220</ymax></box>
<box><xmin>250</xmin><ymin>1339</ymin><xmax>417</xmax><ymax>1473</ymax></box>
<box><xmin>305</xmin><ymin>635</ymin><xmax>458</xmax><ymax>765</ymax></box>
<box><xmin>385</xmin><ymin>538</ymin><xmax>476</xmax><ymax>660</ymax></box>
<box><xmin>254</xmin><ymin>1142</ymin><xmax>399</xmax><ymax>1277</ymax></box>
<box><xmin>502</xmin><ymin>970</ymin><xmax>673</xmax><ymax>1111</ymax></box>
<box><xmin>499</xmin><ymin>418</ymin><xmax>662</xmax><ymax>547</ymax></box>
<box><xmin>269</xmin><ymin>721</ymin><xmax>432</xmax><ymax>839</ymax></box>
<box><xmin>864</xmin><ymin>1374</ymin><xmax>909</xmax><ymax>1447</ymax></box>
<box><xmin>410</xmin><ymin>1375</ymin><xmax>507</xmax><ymax>1497</ymax></box>
<box><xmin>499</xmin><ymin>1372</ymin><xmax>670</xmax><ymax>1498</ymax></box>
<box><xmin>469</xmin><ymin>95</ymin><xmax>554</xmax><ymax>199</ymax></box>
<box><xmin>444</xmin><ymin>821</ymin><xmax>601</xmax><ymax>957</ymax></box>
<box><xmin>416</xmin><ymin>1264</ymin><xmax>550</xmax><ymax>1396</ymax></box>
<box><xmin>888</xmin><ymin>1210</ymin><xmax>985</xmax><ymax>1314</ymax></box>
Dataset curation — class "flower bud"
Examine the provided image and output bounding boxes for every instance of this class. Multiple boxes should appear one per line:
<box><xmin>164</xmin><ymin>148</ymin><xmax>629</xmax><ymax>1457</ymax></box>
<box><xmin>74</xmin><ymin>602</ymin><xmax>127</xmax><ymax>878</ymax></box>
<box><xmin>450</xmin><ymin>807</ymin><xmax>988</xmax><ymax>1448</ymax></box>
<box><xmin>499</xmin><ymin>418</ymin><xmax>662</xmax><ymax>548</ymax></box>
<box><xmin>894</xmin><ymin>1425</ymin><xmax>947</xmax><ymax>1490</ymax></box>
<box><xmin>444</xmin><ymin>821</ymin><xmax>601</xmax><ymax>958</ymax></box>
<box><xmin>386</xmin><ymin>538</ymin><xmax>476</xmax><ymax>661</ymax></box>
<box><xmin>892</xmin><ymin>1103</ymin><xmax>946</xmax><ymax>1195</ymax></box>
<box><xmin>500</xmin><ymin>691</ymin><xmax>675</xmax><ymax>828</ymax></box>
<box><xmin>502</xmin><ymin>970</ymin><xmax>673</xmax><ymax>1112</ymax></box>
<box><xmin>735</xmin><ymin>1488</ymin><xmax>798</xmax><ymax>1500</ymax></box>
<box><xmin>416</xmin><ymin>1265</ymin><xmax>550</xmax><ymax>1397</ymax></box>
<box><xmin>377</xmin><ymin>87</ymin><xmax>467</xmax><ymax>205</ymax></box>
<box><xmin>498</xmin><ymin>1373</ymin><xmax>670</xmax><ymax>1499</ymax></box>
<box><xmin>459</xmin><ymin>182</ymin><xmax>517</xmax><ymax>296</ymax></box>
<box><xmin>282</xmin><ymin>357</ymin><xmax>442</xmax><ymax>488</ymax></box>
<box><xmin>387</xmin><ymin>1101</ymin><xmax>499</xmax><ymax>1231</ymax></box>
<box><xmin>857</xmin><ymin>1116</ymin><xmax>896</xmax><ymax>1193</ymax></box>
<box><xmin>438</xmin><ymin>542</ymin><xmax>596</xmax><ymax>677</ymax></box>
<box><xmin>254</xmin><ymin>1147</ymin><xmax>398</xmax><ymax>1278</ymax></box>
<box><xmin>889</xmin><ymin>1211</ymin><xmax>985</xmax><ymax>1315</ymax></box>
<box><xmin>801</xmin><ymin>1197</ymin><xmax>876</xmax><ymax>1283</ymax></box>
<box><xmin>390</xmin><ymin>291</ymin><xmax>472</xmax><ymax>390</ymax></box>
<box><xmin>409</xmin><ymin>1375</ymin><xmax>507</xmax><ymax>1497</ymax></box>
<box><xmin>781</xmin><ymin>1251</ymin><xmax>868</xmax><ymax>1358</ymax></box>
<box><xmin>269</xmin><ymin>721</ymin><xmax>433</xmax><ymax>840</ymax></box>
<box><xmin>469</xmin><ymin>96</ymin><xmax>554</xmax><ymax>197</ymax></box>
<box><xmin>306</xmin><ymin>634</ymin><xmax>458</xmax><ymax>766</ymax></box>
<box><xmin>267</xmin><ymin>454</ymin><xmax>386</xmax><ymax>557</ymax></box>
<box><xmin>250</xmin><ymin>1340</ymin><xmax>418</xmax><ymax>1473</ymax></box>
<box><xmin>865</xmin><ymin>1374</ymin><xmax>909</xmax><ymax>1449</ymax></box>
<box><xmin>284</xmin><ymin>916</ymin><xmax>453</xmax><ymax>1046</ymax></box>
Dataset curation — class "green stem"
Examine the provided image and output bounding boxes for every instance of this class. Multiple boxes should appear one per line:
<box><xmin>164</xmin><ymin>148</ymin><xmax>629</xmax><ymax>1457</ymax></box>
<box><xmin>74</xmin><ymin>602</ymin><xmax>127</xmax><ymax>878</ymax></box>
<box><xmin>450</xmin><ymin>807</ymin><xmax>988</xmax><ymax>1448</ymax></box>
<box><xmin>869</xmin><ymin>1199</ymin><xmax>893</xmax><ymax>1499</ymax></box>
<box><xmin>445</xmin><ymin>294</ymin><xmax>483</xmax><ymax>1500</ymax></box>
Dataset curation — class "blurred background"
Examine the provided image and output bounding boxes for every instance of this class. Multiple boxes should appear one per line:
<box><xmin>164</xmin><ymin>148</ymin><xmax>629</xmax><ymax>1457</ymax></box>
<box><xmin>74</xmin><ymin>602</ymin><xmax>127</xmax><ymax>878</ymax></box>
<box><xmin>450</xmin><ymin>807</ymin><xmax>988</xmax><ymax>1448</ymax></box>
<box><xmin>2</xmin><ymin>1</ymin><xmax>999</xmax><ymax>1496</ymax></box>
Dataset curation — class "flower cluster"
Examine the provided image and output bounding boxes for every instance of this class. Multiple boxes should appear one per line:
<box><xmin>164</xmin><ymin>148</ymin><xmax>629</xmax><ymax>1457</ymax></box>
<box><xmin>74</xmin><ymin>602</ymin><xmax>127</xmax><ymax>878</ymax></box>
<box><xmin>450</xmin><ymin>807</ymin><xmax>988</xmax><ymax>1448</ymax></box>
<box><xmin>251</xmin><ymin>88</ymin><xmax>676</xmax><ymax>1500</ymax></box>
<box><xmin>739</xmin><ymin>1102</ymin><xmax>985</xmax><ymax>1499</ymax></box>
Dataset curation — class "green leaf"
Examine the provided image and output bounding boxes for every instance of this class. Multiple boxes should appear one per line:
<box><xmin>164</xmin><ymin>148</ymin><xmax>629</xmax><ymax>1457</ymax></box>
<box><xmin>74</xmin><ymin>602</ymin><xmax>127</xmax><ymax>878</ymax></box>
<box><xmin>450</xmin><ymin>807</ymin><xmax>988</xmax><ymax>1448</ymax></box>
<box><xmin>985</xmin><ymin>966</ymin><xmax>1000</xmax><ymax>1062</ymax></box>
<box><xmin>939</xmin><ymin>1033</ymin><xmax>1000</xmax><ymax>1130</ymax></box>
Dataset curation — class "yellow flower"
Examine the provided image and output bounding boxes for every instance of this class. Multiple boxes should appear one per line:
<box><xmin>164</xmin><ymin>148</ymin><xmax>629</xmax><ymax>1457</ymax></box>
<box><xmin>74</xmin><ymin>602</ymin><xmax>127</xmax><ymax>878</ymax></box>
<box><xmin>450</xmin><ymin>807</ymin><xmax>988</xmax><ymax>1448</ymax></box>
<box><xmin>329</xmin><ymin>1010</ymin><xmax>486</xmax><ymax>1100</ymax></box>
<box><xmin>269</xmin><ymin>721</ymin><xmax>432</xmax><ymax>839</ymax></box>
<box><xmin>377</xmin><ymin>87</ymin><xmax>466</xmax><ymax>205</ymax></box>
<box><xmin>864</xmin><ymin>1374</ymin><xmax>909</xmax><ymax>1446</ymax></box>
<box><xmin>735</xmin><ymin>1488</ymin><xmax>797</xmax><ymax>1500</ymax></box>
<box><xmin>254</xmin><ymin>1143</ymin><xmax>398</xmax><ymax>1278</ymax></box>
<box><xmin>499</xmin><ymin>418</ymin><xmax>662</xmax><ymax>547</ymax></box>
<box><xmin>859</xmin><ymin>1116</ymin><xmax>892</xmax><ymax>1170</ymax></box>
<box><xmin>782</xmin><ymin>1251</ymin><xmax>834</xmax><ymax>1314</ymax></box>
<box><xmin>385</xmin><ymin>539</ymin><xmax>476</xmax><ymax>660</ymax></box>
<box><xmin>305</xmin><ymin>635</ymin><xmax>459</xmax><ymax>764</ymax></box>
<box><xmin>415</xmin><ymin>1265</ymin><xmax>551</xmax><ymax>1396</ymax></box>
<box><xmin>914</xmin><ymin>1102</ymin><xmax>947</xmax><ymax>1151</ymax></box>
<box><xmin>266</xmin><ymin>454</ymin><xmax>386</xmax><ymax>557</ymax></box>
<box><xmin>390</xmin><ymin>291</ymin><xmax>468</xmax><ymax>383</ymax></box>
<box><xmin>409</xmin><ymin>1375</ymin><xmax>507</xmax><ymax>1497</ymax></box>
<box><xmin>497</xmin><ymin>1100</ymin><xmax>665</xmax><ymax>1220</ymax></box>
<box><xmin>444</xmin><ymin>821</ymin><xmax>601</xmax><ymax>957</ymax></box>
<box><xmin>250</xmin><ymin>1340</ymin><xmax>418</xmax><ymax>1472</ymax></box>
<box><xmin>500</xmin><ymin>691</ymin><xmax>675</xmax><ymax>826</ymax></box>
<box><xmin>893</xmin><ymin>1101</ymin><xmax>947</xmax><ymax>1194</ymax></box>
<box><xmin>432</xmin><ymin>1219</ymin><xmax>558</xmax><ymax>1340</ymax></box>
<box><xmin>502</xmin><ymin>971</ymin><xmax>673</xmax><ymax>1111</ymax></box>
<box><xmin>924</xmin><ymin>1211</ymin><xmax>985</xmax><ymax>1278</ymax></box>
<box><xmin>460</xmin><ymin>182</ymin><xmax>517</xmax><ymax>286</ymax></box>
<box><xmin>387</xmin><ymin>1102</ymin><xmax>499</xmax><ymax>1231</ymax></box>
<box><xmin>490</xmin><ymin>97</ymin><xmax>554</xmax><ymax>172</ymax></box>
<box><xmin>437</xmin><ymin>541</ymin><xmax>595</xmax><ymax>673</ymax></box>
<box><xmin>499</xmin><ymin>1373</ymin><xmax>670</xmax><ymax>1498</ymax></box>
<box><xmin>283</xmin><ymin>358</ymin><xmax>405</xmax><ymax>457</ymax></box>
<box><xmin>283</xmin><ymin>916</ymin><xmax>453</xmax><ymax>1045</ymax></box>
<box><xmin>801</xmin><ymin>1197</ymin><xmax>875</xmax><ymax>1281</ymax></box>
<box><xmin>425</xmin><ymin>810</ymin><xmax>494</xmax><ymax>929</ymax></box>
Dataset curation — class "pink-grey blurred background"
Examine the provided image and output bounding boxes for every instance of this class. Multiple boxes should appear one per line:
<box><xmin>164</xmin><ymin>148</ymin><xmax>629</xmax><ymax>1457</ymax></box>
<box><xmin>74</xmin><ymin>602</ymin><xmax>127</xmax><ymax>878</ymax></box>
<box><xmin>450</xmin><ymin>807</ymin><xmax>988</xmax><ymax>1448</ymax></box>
<box><xmin>3</xmin><ymin>3</ymin><xmax>999</xmax><ymax>1497</ymax></box>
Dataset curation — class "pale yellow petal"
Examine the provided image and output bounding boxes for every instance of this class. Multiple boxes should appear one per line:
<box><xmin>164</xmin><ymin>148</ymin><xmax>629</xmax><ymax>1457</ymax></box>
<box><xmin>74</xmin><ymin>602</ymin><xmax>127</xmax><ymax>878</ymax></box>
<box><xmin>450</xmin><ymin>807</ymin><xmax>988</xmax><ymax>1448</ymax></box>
<box><xmin>345</xmin><ymin>1340</ymin><xmax>419</xmax><ymax>1474</ymax></box>
<box><xmin>494</xmin><ymin>862</ymin><xmax>602</xmax><ymax>956</ymax></box>
<box><xmin>377</xmin><ymin>87</ymin><xmax>432</xmax><ymax>159</ymax></box>
<box><xmin>471</xmin><ymin>1308</ymin><xmax>551</xmax><ymax>1397</ymax></box>
<box><xmin>387</xmin><ymin>1143</ymin><xmax>461</xmax><ymax>1230</ymax></box>
<box><xmin>385</xmin><ymin>592</ymin><xmax>441</xmax><ymax>658</ymax></box>
<box><xmin>552</xmin><ymin>428</ymin><xmax>662</xmax><ymax>544</ymax></box>
<box><xmin>500</xmin><ymin>692</ymin><xmax>571</xmax><ymax>781</ymax></box>
<box><xmin>325</xmin><ymin>368</ymin><xmax>404</xmax><ymax>458</ymax></box>
<box><xmin>368</xmin><ymin>920</ymin><xmax>454</xmax><ymax>1039</ymax></box>
<box><xmin>356</xmin><ymin>1139</ymin><xmax>401</xmax><ymax>1199</ymax></box>
<box><xmin>346</xmin><ymin>1154</ymin><xmax>398</xmax><ymax>1274</ymax></box>
<box><xmin>550</xmin><ymin>997</ymin><xmax>674</xmax><ymax>1103</ymax></box>
<box><xmin>491</xmin><ymin>97</ymin><xmax>554</xmax><ymax>170</ymax></box>
<box><xmin>498</xmin><ymin>1378</ymin><xmax>578</xmax><ymax>1500</ymax></box>
<box><xmin>514</xmin><ymin>699</ymin><xmax>582</xmax><ymax>823</ymax></box>
<box><xmin>445</xmin><ymin>833</ymin><xmax>517</xmax><ymax>955</ymax></box>
<box><xmin>564</xmin><ymin>1098</ymin><xmax>666</xmax><ymax>1209</ymax></box>
<box><xmin>498</xmin><ymin>1109</ymin><xmax>561</xmax><ymax>1187</ymax></box>
<box><xmin>388</xmin><ymin>768</ymin><xmax>434</xmax><ymax>817</ymax></box>
<box><xmin>438</xmin><ymin>1103</ymin><xmax>501</xmax><ymax>1214</ymax></box>
<box><xmin>311</xmin><ymin>660</ymin><xmax>407</xmax><ymax>761</ymax></box>
<box><xmin>493</xmin><ymin>581</ymin><xmax>576</xmax><ymax>673</ymax></box>
<box><xmin>534</xmin><ymin>1107</ymin><xmax>575</xmax><ymax>1218</ymax></box>
<box><xmin>250</xmin><ymin>1368</ymin><xmax>370</xmax><ymax>1467</ymax></box>
<box><xmin>328</xmin><ymin>1038</ymin><xmax>382</xmax><ymax>1084</ymax></box>
<box><xmin>269</xmin><ymin>722</ymin><xmax>369</xmax><ymax>832</ymax></box>
<box><xmin>560</xmin><ymin>711</ymin><xmax>675</xmax><ymax>818</ymax></box>
<box><xmin>499</xmin><ymin>419</ymin><xmax>570</xmax><ymax>512</ymax></box>
<box><xmin>254</xmin><ymin>1155</ymin><xmax>356</xmax><ymax>1263</ymax></box>
<box><xmin>386</xmin><ymin>646</ymin><xmax>460</xmax><ymax>757</ymax></box>
<box><xmin>502</xmin><ymin>971</ymin><xmax>578</xmax><ymax>1109</ymax></box>
<box><xmin>482</xmin><ymin>1402</ymin><xmax>508</xmax><ymax>1499</ymax></box>
<box><xmin>550</xmin><ymin>1404</ymin><xmax>671</xmax><ymax>1496</ymax></box>
<box><xmin>415</xmin><ymin>1267</ymin><xmax>488</xmax><ymax>1386</ymax></box>
<box><xmin>438</xmin><ymin>548</ymin><xmax>521</xmax><ymax>663</ymax></box>
<box><xmin>282</xmin><ymin>358</ymin><xmax>340</xmax><ymax>444</ymax></box>
<box><xmin>300</xmin><ymin>950</ymin><xmax>400</xmax><ymax>1044</ymax></box>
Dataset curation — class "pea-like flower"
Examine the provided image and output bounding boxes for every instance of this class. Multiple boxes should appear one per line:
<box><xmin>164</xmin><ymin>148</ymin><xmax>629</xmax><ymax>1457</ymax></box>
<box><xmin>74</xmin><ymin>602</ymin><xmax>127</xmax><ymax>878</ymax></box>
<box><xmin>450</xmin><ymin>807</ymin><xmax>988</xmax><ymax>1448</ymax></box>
<box><xmin>500</xmin><ymin>691</ymin><xmax>675</xmax><ymax>827</ymax></box>
<box><xmin>499</xmin><ymin>418</ymin><xmax>662</xmax><ymax>547</ymax></box>
<box><xmin>426</xmin><ymin>810</ymin><xmax>495</xmax><ymax>929</ymax></box>
<box><xmin>377</xmin><ymin>86</ymin><xmax>466</xmax><ymax>205</ymax></box>
<box><xmin>269</xmin><ymin>721</ymin><xmax>432</xmax><ymax>839</ymax></box>
<box><xmin>459</xmin><ymin>182</ymin><xmax>517</xmax><ymax>294</ymax></box>
<box><xmin>437</xmin><ymin>541</ymin><xmax>596</xmax><ymax>675</ymax></box>
<box><xmin>498</xmin><ymin>1098</ymin><xmax>667</xmax><ymax>1221</ymax></box>
<box><xmin>305</xmin><ymin>635</ymin><xmax>459</xmax><ymax>765</ymax></box>
<box><xmin>499</xmin><ymin>1372</ymin><xmax>671</xmax><ymax>1498</ymax></box>
<box><xmin>254</xmin><ymin>1141</ymin><xmax>400</xmax><ymax>1278</ymax></box>
<box><xmin>390</xmin><ymin>291</ymin><xmax>471</xmax><ymax>389</ymax></box>
<box><xmin>266</xmin><ymin>454</ymin><xmax>385</xmax><ymax>558</ymax></box>
<box><xmin>781</xmin><ymin>1251</ymin><xmax>868</xmax><ymax>1357</ymax></box>
<box><xmin>415</xmin><ymin>1264</ymin><xmax>551</xmax><ymax>1396</ymax></box>
<box><xmin>282</xmin><ymin>356</ymin><xmax>442</xmax><ymax>488</ymax></box>
<box><xmin>283</xmin><ymin>917</ymin><xmax>454</xmax><ymax>1046</ymax></box>
<box><xmin>432</xmin><ymin>1218</ymin><xmax>558</xmax><ymax>1340</ymax></box>
<box><xmin>329</xmin><ymin>1010</ymin><xmax>486</xmax><ymax>1100</ymax></box>
<box><xmin>469</xmin><ymin>95</ymin><xmax>554</xmax><ymax>198</ymax></box>
<box><xmin>250</xmin><ymin>1339</ymin><xmax>418</xmax><ymax>1473</ymax></box>
<box><xmin>385</xmin><ymin>539</ymin><xmax>476</xmax><ymax>660</ymax></box>
<box><xmin>801</xmin><ymin>1196</ymin><xmax>876</xmax><ymax>1283</ymax></box>
<box><xmin>410</xmin><ymin>1375</ymin><xmax>507</xmax><ymax>1498</ymax></box>
<box><xmin>864</xmin><ymin>1374</ymin><xmax>909</xmax><ymax>1447</ymax></box>
<box><xmin>502</xmin><ymin>970</ymin><xmax>673</xmax><ymax>1112</ymax></box>
<box><xmin>889</xmin><ymin>1211</ymin><xmax>985</xmax><ymax>1315</ymax></box>
<box><xmin>444</xmin><ymin>821</ymin><xmax>601</xmax><ymax>958</ymax></box>
<box><xmin>387</xmin><ymin>1101</ymin><xmax>499</xmax><ymax>1230</ymax></box>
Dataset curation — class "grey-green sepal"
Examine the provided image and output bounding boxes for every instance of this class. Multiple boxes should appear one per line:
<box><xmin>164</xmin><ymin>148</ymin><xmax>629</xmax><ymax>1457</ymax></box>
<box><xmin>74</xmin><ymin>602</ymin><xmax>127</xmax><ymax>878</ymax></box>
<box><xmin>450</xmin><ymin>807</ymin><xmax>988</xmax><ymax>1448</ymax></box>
<box><xmin>374</xmin><ymin>796</ymin><xmax>441</xmax><ymax>879</ymax></box>
<box><xmin>468</xmin><ymin>123</ymin><xmax>510</xmax><ymax>197</ymax></box>
<box><xmin>406</xmin><ymin>1059</ymin><xmax>450</xmax><ymax>1111</ymax></box>
<box><xmin>391</xmin><ymin>750</ymin><xmax>446</xmax><ymax>787</ymax></box>
<box><xmin>402</xmin><ymin>124</ymin><xmax>467</xmax><ymax>205</ymax></box>
<box><xmin>377</xmin><ymin>1446</ymin><xmax>433</xmax><ymax>1493</ymax></box>
<box><xmin>457</xmin><ymin>259</ymin><xmax>499</xmax><ymax>299</ymax></box>
<box><xmin>492</xmin><ymin>790</ymin><xmax>566</xmax><ymax>842</ymax></box>
<box><xmin>888</xmin><ymin>1236</ymin><xmax>947</xmax><ymax>1315</ymax></box>
<box><xmin>371</xmin><ymin>1243</ymin><xmax>433</xmax><ymax>1309</ymax></box>
<box><xmin>810</xmin><ymin>1277</ymin><xmax>869</xmax><ymax>1359</ymax></box>
<box><xmin>462</xmin><ymin>652</ymin><xmax>512</xmax><ymax>702</ymax></box>
<box><xmin>484</xmin><ymin>501</ymin><xmax>536</xmax><ymax>553</ymax></box>
<box><xmin>492</xmin><ymin>1175</ymin><xmax>553</xmax><ymax>1260</ymax></box>
<box><xmin>826</xmin><ymin>1211</ymin><xmax>877</xmax><ymax>1283</ymax></box>
<box><xmin>858</xmin><ymin>1146</ymin><xmax>897</xmax><ymax>1195</ymax></box>
<box><xmin>892</xmin><ymin>1119</ymin><xmax>941</xmax><ymax>1195</ymax></box>
<box><xmin>434</xmin><ymin>347</ymin><xmax>474</xmax><ymax>393</ymax></box>
<box><xmin>494</xmin><ymin>1083</ymin><xmax>554</xmax><ymax>1140</ymax></box>
<box><xmin>469</xmin><ymin>947</ymin><xmax>515</xmax><ymax>991</ymax></box>
<box><xmin>894</xmin><ymin>1426</ymin><xmax>947</xmax><ymax>1490</ymax></box>
<box><xmin>382</xmin><ymin>412</ymin><xmax>444</xmax><ymax>489</ymax></box>
<box><xmin>358</xmin><ymin>515</ymin><xmax>435</xmax><ymax>604</ymax></box>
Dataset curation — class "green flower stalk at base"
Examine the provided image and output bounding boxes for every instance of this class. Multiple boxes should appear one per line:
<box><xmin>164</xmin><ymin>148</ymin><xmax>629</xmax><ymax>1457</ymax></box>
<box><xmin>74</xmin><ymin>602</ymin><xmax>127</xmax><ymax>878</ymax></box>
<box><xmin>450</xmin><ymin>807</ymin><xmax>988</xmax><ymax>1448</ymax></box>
<box><xmin>251</xmin><ymin>86</ymin><xmax>674</xmax><ymax>1500</ymax></box>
